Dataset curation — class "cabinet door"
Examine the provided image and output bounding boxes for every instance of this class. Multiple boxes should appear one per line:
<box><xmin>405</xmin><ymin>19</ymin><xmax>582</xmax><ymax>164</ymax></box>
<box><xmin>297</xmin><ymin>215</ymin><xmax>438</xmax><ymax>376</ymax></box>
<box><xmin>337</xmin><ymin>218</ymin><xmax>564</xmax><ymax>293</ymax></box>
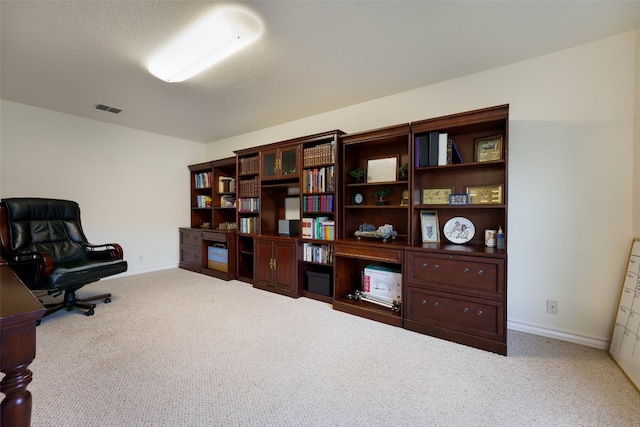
<box><xmin>261</xmin><ymin>149</ymin><xmax>278</xmax><ymax>180</ymax></box>
<box><xmin>254</xmin><ymin>238</ymin><xmax>274</xmax><ymax>286</ymax></box>
<box><xmin>273</xmin><ymin>240</ymin><xmax>297</xmax><ymax>292</ymax></box>
<box><xmin>279</xmin><ymin>146</ymin><xmax>299</xmax><ymax>178</ymax></box>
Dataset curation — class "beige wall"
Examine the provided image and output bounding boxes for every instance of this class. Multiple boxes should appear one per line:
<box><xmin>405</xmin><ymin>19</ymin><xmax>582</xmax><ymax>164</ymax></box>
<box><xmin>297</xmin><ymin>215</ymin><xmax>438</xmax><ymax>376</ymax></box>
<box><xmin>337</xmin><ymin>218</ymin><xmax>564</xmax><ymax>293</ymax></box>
<box><xmin>0</xmin><ymin>101</ymin><xmax>205</xmax><ymax>274</ymax></box>
<box><xmin>206</xmin><ymin>31</ymin><xmax>638</xmax><ymax>347</ymax></box>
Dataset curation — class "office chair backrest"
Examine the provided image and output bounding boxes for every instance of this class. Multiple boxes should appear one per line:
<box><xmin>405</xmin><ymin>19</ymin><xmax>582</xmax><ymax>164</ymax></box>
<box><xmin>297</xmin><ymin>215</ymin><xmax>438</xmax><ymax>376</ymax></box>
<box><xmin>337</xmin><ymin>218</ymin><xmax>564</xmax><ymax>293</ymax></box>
<box><xmin>1</xmin><ymin>198</ymin><xmax>89</xmax><ymax>264</ymax></box>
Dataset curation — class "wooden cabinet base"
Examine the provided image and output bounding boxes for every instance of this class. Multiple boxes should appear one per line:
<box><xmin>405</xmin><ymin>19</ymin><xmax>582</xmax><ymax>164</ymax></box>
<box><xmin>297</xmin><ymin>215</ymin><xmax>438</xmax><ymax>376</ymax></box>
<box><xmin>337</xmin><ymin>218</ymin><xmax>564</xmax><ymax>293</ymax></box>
<box><xmin>333</xmin><ymin>297</ymin><xmax>402</xmax><ymax>327</ymax></box>
<box><xmin>404</xmin><ymin>318</ymin><xmax>507</xmax><ymax>355</ymax></box>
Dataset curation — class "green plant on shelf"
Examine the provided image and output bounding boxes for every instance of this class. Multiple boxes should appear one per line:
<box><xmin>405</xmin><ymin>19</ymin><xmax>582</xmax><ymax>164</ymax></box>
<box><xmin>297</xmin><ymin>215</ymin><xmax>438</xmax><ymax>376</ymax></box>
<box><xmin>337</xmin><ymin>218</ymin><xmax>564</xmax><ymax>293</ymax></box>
<box><xmin>374</xmin><ymin>188</ymin><xmax>392</xmax><ymax>205</ymax></box>
<box><xmin>348</xmin><ymin>167</ymin><xmax>365</xmax><ymax>183</ymax></box>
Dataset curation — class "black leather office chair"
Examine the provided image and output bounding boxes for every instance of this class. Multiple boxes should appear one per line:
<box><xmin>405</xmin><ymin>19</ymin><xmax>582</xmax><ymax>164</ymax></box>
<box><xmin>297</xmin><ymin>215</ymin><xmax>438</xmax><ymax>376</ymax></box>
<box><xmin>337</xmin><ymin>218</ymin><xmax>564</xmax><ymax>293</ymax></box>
<box><xmin>0</xmin><ymin>198</ymin><xmax>128</xmax><ymax>318</ymax></box>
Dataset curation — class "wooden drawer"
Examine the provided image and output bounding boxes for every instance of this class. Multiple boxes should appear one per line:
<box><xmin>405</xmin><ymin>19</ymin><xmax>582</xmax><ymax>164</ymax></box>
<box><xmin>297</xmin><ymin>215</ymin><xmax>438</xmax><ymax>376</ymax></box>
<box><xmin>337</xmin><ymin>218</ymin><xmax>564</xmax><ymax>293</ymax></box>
<box><xmin>335</xmin><ymin>242</ymin><xmax>402</xmax><ymax>263</ymax></box>
<box><xmin>405</xmin><ymin>252</ymin><xmax>504</xmax><ymax>296</ymax></box>
<box><xmin>201</xmin><ymin>230</ymin><xmax>226</xmax><ymax>243</ymax></box>
<box><xmin>406</xmin><ymin>287</ymin><xmax>504</xmax><ymax>340</ymax></box>
<box><xmin>180</xmin><ymin>229</ymin><xmax>202</xmax><ymax>247</ymax></box>
<box><xmin>180</xmin><ymin>245</ymin><xmax>201</xmax><ymax>266</ymax></box>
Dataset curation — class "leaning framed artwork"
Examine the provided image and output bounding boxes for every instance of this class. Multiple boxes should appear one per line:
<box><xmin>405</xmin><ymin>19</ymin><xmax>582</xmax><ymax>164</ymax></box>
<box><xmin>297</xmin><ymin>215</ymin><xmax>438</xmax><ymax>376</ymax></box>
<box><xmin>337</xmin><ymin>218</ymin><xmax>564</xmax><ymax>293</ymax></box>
<box><xmin>474</xmin><ymin>134</ymin><xmax>503</xmax><ymax>162</ymax></box>
<box><xmin>366</xmin><ymin>155</ymin><xmax>398</xmax><ymax>183</ymax></box>
<box><xmin>420</xmin><ymin>210</ymin><xmax>440</xmax><ymax>242</ymax></box>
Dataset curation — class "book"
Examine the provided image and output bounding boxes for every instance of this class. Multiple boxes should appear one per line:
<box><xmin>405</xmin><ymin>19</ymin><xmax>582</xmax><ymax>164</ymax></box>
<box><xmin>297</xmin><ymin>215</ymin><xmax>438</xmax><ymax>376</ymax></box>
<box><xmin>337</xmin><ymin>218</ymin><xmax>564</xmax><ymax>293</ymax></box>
<box><xmin>438</xmin><ymin>132</ymin><xmax>449</xmax><ymax>165</ymax></box>
<box><xmin>451</xmin><ymin>139</ymin><xmax>463</xmax><ymax>164</ymax></box>
<box><xmin>428</xmin><ymin>131</ymin><xmax>439</xmax><ymax>166</ymax></box>
<box><xmin>417</xmin><ymin>134</ymin><xmax>429</xmax><ymax>167</ymax></box>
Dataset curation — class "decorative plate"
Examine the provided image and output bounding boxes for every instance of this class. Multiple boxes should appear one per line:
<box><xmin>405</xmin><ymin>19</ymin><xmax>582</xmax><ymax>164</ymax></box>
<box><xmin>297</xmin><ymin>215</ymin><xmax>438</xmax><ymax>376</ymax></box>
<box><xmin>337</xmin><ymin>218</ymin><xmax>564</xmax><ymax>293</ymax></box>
<box><xmin>443</xmin><ymin>216</ymin><xmax>475</xmax><ymax>244</ymax></box>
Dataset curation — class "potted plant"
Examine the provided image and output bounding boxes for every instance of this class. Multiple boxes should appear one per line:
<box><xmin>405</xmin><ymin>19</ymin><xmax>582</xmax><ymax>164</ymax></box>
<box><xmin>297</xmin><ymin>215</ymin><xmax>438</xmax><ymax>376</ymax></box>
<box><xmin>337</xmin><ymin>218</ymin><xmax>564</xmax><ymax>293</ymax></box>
<box><xmin>398</xmin><ymin>163</ymin><xmax>409</xmax><ymax>181</ymax></box>
<box><xmin>374</xmin><ymin>188</ymin><xmax>392</xmax><ymax>205</ymax></box>
<box><xmin>348</xmin><ymin>167</ymin><xmax>365</xmax><ymax>183</ymax></box>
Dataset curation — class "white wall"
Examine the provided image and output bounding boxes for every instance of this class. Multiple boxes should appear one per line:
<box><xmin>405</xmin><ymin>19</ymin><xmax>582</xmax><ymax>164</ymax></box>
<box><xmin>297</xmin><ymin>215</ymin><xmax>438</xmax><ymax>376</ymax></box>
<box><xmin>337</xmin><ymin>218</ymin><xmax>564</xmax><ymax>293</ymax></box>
<box><xmin>0</xmin><ymin>100</ymin><xmax>205</xmax><ymax>275</ymax></box>
<box><xmin>206</xmin><ymin>31</ymin><xmax>638</xmax><ymax>347</ymax></box>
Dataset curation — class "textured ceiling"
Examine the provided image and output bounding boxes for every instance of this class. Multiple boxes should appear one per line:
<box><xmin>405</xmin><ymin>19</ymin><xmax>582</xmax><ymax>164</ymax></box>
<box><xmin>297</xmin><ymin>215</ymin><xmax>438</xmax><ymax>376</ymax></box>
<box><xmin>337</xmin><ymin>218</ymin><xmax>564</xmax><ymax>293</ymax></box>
<box><xmin>2</xmin><ymin>1</ymin><xmax>640</xmax><ymax>143</ymax></box>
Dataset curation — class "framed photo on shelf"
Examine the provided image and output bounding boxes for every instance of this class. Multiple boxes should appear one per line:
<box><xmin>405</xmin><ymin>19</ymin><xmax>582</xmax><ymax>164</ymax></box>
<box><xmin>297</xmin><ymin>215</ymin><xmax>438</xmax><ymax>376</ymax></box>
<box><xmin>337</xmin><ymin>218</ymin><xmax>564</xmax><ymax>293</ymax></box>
<box><xmin>466</xmin><ymin>184</ymin><xmax>503</xmax><ymax>204</ymax></box>
<box><xmin>474</xmin><ymin>134</ymin><xmax>503</xmax><ymax>162</ymax></box>
<box><xmin>422</xmin><ymin>187</ymin><xmax>454</xmax><ymax>205</ymax></box>
<box><xmin>420</xmin><ymin>210</ymin><xmax>440</xmax><ymax>242</ymax></box>
<box><xmin>448</xmin><ymin>193</ymin><xmax>469</xmax><ymax>206</ymax></box>
<box><xmin>366</xmin><ymin>155</ymin><xmax>398</xmax><ymax>183</ymax></box>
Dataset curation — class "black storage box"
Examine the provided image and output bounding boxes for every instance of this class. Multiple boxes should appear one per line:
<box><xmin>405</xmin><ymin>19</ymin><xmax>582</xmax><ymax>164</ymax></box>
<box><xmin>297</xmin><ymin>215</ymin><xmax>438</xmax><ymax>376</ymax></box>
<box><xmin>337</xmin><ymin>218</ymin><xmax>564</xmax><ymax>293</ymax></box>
<box><xmin>306</xmin><ymin>271</ymin><xmax>332</xmax><ymax>297</ymax></box>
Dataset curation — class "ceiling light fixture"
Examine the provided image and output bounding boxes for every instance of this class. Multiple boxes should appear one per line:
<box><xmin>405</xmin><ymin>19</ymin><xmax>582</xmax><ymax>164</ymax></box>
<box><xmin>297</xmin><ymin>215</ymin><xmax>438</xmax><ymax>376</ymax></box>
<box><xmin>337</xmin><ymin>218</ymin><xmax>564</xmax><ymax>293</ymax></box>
<box><xmin>147</xmin><ymin>6</ymin><xmax>263</xmax><ymax>83</ymax></box>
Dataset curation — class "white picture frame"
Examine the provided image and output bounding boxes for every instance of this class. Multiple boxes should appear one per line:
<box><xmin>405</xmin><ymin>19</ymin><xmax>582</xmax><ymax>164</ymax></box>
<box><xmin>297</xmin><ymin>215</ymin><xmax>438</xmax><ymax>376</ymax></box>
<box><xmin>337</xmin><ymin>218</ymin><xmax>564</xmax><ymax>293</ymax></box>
<box><xmin>420</xmin><ymin>210</ymin><xmax>440</xmax><ymax>242</ymax></box>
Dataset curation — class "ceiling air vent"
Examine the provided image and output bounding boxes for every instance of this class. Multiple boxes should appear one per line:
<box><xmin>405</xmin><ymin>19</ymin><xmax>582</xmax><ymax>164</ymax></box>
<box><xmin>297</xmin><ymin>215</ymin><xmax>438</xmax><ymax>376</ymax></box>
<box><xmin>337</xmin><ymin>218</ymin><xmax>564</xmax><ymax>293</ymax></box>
<box><xmin>95</xmin><ymin>104</ymin><xmax>122</xmax><ymax>114</ymax></box>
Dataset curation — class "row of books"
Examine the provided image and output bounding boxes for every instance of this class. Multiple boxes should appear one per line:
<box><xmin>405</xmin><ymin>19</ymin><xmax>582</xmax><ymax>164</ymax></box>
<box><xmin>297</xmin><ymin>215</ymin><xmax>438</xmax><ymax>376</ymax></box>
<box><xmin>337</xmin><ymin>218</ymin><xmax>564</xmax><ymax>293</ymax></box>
<box><xmin>238</xmin><ymin>197</ymin><xmax>259</xmax><ymax>213</ymax></box>
<box><xmin>218</xmin><ymin>176</ymin><xmax>236</xmax><ymax>193</ymax></box>
<box><xmin>303</xmin><ymin>142</ymin><xmax>335</xmax><ymax>167</ymax></box>
<box><xmin>302</xmin><ymin>217</ymin><xmax>335</xmax><ymax>240</ymax></box>
<box><xmin>195</xmin><ymin>195</ymin><xmax>211</xmax><ymax>208</ymax></box>
<box><xmin>302</xmin><ymin>166</ymin><xmax>335</xmax><ymax>194</ymax></box>
<box><xmin>238</xmin><ymin>177</ymin><xmax>259</xmax><ymax>197</ymax></box>
<box><xmin>195</xmin><ymin>171</ymin><xmax>213</xmax><ymax>189</ymax></box>
<box><xmin>302</xmin><ymin>243</ymin><xmax>334</xmax><ymax>265</ymax></box>
<box><xmin>415</xmin><ymin>131</ymin><xmax>462</xmax><ymax>168</ymax></box>
<box><xmin>239</xmin><ymin>217</ymin><xmax>258</xmax><ymax>234</ymax></box>
<box><xmin>239</xmin><ymin>156</ymin><xmax>259</xmax><ymax>175</ymax></box>
<box><xmin>302</xmin><ymin>195</ymin><xmax>334</xmax><ymax>213</ymax></box>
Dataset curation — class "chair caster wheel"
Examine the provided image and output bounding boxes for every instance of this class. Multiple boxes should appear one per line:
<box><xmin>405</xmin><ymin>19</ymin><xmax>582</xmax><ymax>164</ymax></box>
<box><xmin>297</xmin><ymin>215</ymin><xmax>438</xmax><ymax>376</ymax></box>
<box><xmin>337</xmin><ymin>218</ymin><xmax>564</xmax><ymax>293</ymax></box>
<box><xmin>86</xmin><ymin>309</ymin><xmax>95</xmax><ymax>316</ymax></box>
<box><xmin>105</xmin><ymin>297</ymin><xmax>111</xmax><ymax>303</ymax></box>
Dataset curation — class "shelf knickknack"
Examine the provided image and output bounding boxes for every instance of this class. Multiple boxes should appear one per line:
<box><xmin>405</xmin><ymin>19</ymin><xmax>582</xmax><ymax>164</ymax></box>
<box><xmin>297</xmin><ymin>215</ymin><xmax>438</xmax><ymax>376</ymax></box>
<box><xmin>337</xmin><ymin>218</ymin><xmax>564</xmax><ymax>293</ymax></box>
<box><xmin>348</xmin><ymin>167</ymin><xmax>365</xmax><ymax>183</ymax></box>
<box><xmin>373</xmin><ymin>188</ymin><xmax>392</xmax><ymax>205</ymax></box>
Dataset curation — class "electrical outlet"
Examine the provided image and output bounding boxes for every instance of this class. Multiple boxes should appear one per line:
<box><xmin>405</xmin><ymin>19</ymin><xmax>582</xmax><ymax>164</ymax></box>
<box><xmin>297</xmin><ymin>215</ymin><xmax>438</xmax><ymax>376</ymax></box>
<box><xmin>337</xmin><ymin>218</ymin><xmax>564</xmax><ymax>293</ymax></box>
<box><xmin>547</xmin><ymin>299</ymin><xmax>558</xmax><ymax>315</ymax></box>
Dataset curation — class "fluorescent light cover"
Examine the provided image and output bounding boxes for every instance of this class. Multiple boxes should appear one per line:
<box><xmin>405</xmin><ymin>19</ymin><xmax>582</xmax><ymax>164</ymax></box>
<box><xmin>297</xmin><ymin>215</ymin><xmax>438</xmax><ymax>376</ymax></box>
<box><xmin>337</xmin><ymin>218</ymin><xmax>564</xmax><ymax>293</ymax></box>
<box><xmin>148</xmin><ymin>6</ymin><xmax>263</xmax><ymax>82</ymax></box>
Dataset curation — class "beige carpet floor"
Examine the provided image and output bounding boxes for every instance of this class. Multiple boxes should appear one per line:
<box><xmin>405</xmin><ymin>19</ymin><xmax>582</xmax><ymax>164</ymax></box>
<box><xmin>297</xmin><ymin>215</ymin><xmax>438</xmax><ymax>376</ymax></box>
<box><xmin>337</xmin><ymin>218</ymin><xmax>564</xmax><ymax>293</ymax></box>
<box><xmin>18</xmin><ymin>268</ymin><xmax>640</xmax><ymax>426</ymax></box>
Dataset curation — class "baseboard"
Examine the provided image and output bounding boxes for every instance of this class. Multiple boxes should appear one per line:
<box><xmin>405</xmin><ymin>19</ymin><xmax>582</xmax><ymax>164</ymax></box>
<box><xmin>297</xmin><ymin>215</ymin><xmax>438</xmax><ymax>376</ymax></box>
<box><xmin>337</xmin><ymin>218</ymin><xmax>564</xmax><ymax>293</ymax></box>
<box><xmin>104</xmin><ymin>263</ymin><xmax>179</xmax><ymax>279</ymax></box>
<box><xmin>508</xmin><ymin>319</ymin><xmax>610</xmax><ymax>350</ymax></box>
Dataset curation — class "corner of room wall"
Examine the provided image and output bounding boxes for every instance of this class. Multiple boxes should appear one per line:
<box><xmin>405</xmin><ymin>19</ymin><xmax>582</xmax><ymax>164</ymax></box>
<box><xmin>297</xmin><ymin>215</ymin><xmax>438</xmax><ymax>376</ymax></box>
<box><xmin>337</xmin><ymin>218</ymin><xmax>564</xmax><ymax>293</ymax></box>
<box><xmin>0</xmin><ymin>99</ymin><xmax>207</xmax><ymax>275</ymax></box>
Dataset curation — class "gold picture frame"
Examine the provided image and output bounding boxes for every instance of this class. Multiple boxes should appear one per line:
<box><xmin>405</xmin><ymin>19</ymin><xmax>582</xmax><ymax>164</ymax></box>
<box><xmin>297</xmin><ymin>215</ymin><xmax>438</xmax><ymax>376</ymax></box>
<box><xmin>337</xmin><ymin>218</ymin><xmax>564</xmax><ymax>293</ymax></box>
<box><xmin>422</xmin><ymin>187</ymin><xmax>454</xmax><ymax>205</ymax></box>
<box><xmin>466</xmin><ymin>184</ymin><xmax>503</xmax><ymax>205</ymax></box>
<box><xmin>420</xmin><ymin>210</ymin><xmax>440</xmax><ymax>242</ymax></box>
<box><xmin>474</xmin><ymin>134</ymin><xmax>503</xmax><ymax>162</ymax></box>
<box><xmin>366</xmin><ymin>155</ymin><xmax>398</xmax><ymax>183</ymax></box>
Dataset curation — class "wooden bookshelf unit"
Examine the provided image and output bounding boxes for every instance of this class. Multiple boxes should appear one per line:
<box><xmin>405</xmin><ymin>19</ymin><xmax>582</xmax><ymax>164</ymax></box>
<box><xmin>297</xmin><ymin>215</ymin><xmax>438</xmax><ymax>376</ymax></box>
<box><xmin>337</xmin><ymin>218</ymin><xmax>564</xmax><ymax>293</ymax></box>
<box><xmin>182</xmin><ymin>106</ymin><xmax>508</xmax><ymax>354</ymax></box>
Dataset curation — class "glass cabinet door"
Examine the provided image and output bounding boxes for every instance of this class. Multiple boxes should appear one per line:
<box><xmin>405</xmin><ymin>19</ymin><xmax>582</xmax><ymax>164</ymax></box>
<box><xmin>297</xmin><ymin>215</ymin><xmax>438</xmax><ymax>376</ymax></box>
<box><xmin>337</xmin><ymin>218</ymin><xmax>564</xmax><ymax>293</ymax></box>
<box><xmin>261</xmin><ymin>150</ymin><xmax>277</xmax><ymax>179</ymax></box>
<box><xmin>280</xmin><ymin>147</ymin><xmax>298</xmax><ymax>177</ymax></box>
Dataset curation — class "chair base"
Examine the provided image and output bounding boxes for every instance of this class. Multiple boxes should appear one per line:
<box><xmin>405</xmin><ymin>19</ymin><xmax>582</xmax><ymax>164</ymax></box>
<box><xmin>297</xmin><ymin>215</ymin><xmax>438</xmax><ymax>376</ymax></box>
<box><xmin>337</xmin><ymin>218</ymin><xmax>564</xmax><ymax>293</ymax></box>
<box><xmin>41</xmin><ymin>290</ymin><xmax>112</xmax><ymax>318</ymax></box>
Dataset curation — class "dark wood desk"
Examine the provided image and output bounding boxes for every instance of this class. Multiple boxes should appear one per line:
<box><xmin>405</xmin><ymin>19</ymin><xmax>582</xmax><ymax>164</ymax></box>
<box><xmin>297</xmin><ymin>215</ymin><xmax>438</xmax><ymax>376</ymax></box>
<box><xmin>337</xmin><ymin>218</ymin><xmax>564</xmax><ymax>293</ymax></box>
<box><xmin>1</xmin><ymin>258</ymin><xmax>45</xmax><ymax>427</ymax></box>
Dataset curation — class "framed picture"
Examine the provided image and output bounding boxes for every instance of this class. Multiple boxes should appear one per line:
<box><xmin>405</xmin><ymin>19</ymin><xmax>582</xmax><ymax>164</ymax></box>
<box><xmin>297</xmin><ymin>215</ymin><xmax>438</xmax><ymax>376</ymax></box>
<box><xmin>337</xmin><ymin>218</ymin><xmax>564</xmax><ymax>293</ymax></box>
<box><xmin>466</xmin><ymin>184</ymin><xmax>503</xmax><ymax>204</ymax></box>
<box><xmin>448</xmin><ymin>193</ymin><xmax>469</xmax><ymax>206</ymax></box>
<box><xmin>474</xmin><ymin>134</ymin><xmax>503</xmax><ymax>162</ymax></box>
<box><xmin>366</xmin><ymin>155</ymin><xmax>398</xmax><ymax>183</ymax></box>
<box><xmin>420</xmin><ymin>210</ymin><xmax>440</xmax><ymax>242</ymax></box>
<box><xmin>422</xmin><ymin>187</ymin><xmax>454</xmax><ymax>205</ymax></box>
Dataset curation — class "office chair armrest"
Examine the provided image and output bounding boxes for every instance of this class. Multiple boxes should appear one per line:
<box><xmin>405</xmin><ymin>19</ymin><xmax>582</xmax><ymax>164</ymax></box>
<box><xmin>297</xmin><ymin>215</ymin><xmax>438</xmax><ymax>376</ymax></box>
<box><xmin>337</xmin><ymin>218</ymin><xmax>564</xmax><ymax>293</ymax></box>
<box><xmin>3</xmin><ymin>250</ymin><xmax>54</xmax><ymax>287</ymax></box>
<box><xmin>85</xmin><ymin>243</ymin><xmax>124</xmax><ymax>260</ymax></box>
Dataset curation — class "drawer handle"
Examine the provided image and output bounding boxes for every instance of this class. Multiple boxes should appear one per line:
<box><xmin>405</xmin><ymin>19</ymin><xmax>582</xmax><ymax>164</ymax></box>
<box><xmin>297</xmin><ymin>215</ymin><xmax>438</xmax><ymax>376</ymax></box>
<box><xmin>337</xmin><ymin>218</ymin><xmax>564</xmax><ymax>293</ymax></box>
<box><xmin>422</xmin><ymin>263</ymin><xmax>428</xmax><ymax>268</ymax></box>
<box><xmin>433</xmin><ymin>301</ymin><xmax>439</xmax><ymax>307</ymax></box>
<box><xmin>463</xmin><ymin>267</ymin><xmax>469</xmax><ymax>273</ymax></box>
<box><xmin>434</xmin><ymin>264</ymin><xmax>440</xmax><ymax>269</ymax></box>
<box><xmin>477</xmin><ymin>269</ymin><xmax>484</xmax><ymax>275</ymax></box>
<box><xmin>477</xmin><ymin>310</ymin><xmax>483</xmax><ymax>316</ymax></box>
<box><xmin>422</xmin><ymin>299</ymin><xmax>427</xmax><ymax>305</ymax></box>
<box><xmin>463</xmin><ymin>307</ymin><xmax>469</xmax><ymax>313</ymax></box>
